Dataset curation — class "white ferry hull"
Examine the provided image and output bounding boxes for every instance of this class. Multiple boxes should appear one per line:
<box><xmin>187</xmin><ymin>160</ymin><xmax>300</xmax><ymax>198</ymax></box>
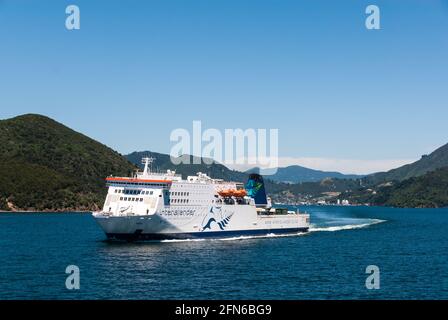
<box><xmin>93</xmin><ymin>157</ymin><xmax>310</xmax><ymax>241</ymax></box>
<box><xmin>94</xmin><ymin>205</ymin><xmax>309</xmax><ymax>241</ymax></box>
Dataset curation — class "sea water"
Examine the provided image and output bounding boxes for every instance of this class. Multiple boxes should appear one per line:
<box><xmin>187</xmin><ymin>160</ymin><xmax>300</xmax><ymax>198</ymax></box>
<box><xmin>0</xmin><ymin>206</ymin><xmax>447</xmax><ymax>299</ymax></box>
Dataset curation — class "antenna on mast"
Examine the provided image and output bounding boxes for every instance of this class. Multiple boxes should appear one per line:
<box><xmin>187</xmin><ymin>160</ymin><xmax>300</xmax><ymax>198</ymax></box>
<box><xmin>142</xmin><ymin>157</ymin><xmax>155</xmax><ymax>175</ymax></box>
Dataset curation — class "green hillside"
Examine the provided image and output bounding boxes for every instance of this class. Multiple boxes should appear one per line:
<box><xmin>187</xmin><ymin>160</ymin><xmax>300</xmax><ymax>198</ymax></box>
<box><xmin>338</xmin><ymin>142</ymin><xmax>448</xmax><ymax>207</ymax></box>
<box><xmin>371</xmin><ymin>167</ymin><xmax>448</xmax><ymax>208</ymax></box>
<box><xmin>0</xmin><ymin>114</ymin><xmax>136</xmax><ymax>211</ymax></box>
<box><xmin>365</xmin><ymin>143</ymin><xmax>448</xmax><ymax>185</ymax></box>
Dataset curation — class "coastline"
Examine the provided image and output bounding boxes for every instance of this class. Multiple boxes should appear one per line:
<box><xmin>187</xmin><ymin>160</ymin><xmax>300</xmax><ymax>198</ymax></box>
<box><xmin>0</xmin><ymin>210</ymin><xmax>92</xmax><ymax>214</ymax></box>
<box><xmin>1</xmin><ymin>205</ymin><xmax>446</xmax><ymax>213</ymax></box>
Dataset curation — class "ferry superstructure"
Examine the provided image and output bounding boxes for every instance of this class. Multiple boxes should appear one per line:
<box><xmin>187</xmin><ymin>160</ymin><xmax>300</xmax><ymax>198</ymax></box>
<box><xmin>93</xmin><ymin>157</ymin><xmax>310</xmax><ymax>241</ymax></box>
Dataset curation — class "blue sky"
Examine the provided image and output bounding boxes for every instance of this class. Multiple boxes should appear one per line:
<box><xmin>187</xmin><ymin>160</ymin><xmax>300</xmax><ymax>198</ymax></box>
<box><xmin>1</xmin><ymin>0</ymin><xmax>447</xmax><ymax>173</ymax></box>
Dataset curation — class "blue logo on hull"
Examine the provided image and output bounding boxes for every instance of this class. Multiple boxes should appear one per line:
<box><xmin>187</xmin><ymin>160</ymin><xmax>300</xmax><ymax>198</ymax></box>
<box><xmin>201</xmin><ymin>207</ymin><xmax>234</xmax><ymax>231</ymax></box>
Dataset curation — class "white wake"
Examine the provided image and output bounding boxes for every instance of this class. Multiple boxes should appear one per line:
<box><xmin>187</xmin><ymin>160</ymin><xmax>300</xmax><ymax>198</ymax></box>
<box><xmin>309</xmin><ymin>219</ymin><xmax>385</xmax><ymax>232</ymax></box>
<box><xmin>158</xmin><ymin>219</ymin><xmax>386</xmax><ymax>243</ymax></box>
<box><xmin>216</xmin><ymin>232</ymin><xmax>308</xmax><ymax>241</ymax></box>
<box><xmin>160</xmin><ymin>238</ymin><xmax>207</xmax><ymax>243</ymax></box>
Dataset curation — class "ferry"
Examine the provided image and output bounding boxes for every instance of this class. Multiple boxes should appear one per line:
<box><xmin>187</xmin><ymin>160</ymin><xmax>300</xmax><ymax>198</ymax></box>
<box><xmin>93</xmin><ymin>157</ymin><xmax>310</xmax><ymax>241</ymax></box>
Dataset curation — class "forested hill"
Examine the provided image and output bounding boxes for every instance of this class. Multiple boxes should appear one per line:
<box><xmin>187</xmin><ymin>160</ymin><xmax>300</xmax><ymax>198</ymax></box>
<box><xmin>339</xmin><ymin>142</ymin><xmax>448</xmax><ymax>208</ymax></box>
<box><xmin>342</xmin><ymin>166</ymin><xmax>448</xmax><ymax>208</ymax></box>
<box><xmin>376</xmin><ymin>166</ymin><xmax>448</xmax><ymax>208</ymax></box>
<box><xmin>0</xmin><ymin>114</ymin><xmax>136</xmax><ymax>211</ymax></box>
<box><xmin>364</xmin><ymin>143</ymin><xmax>448</xmax><ymax>185</ymax></box>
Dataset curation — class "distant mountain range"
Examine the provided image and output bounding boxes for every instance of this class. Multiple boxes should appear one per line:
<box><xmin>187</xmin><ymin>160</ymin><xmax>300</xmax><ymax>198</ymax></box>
<box><xmin>128</xmin><ymin>143</ymin><xmax>448</xmax><ymax>208</ymax></box>
<box><xmin>246</xmin><ymin>165</ymin><xmax>364</xmax><ymax>183</ymax></box>
<box><xmin>125</xmin><ymin>151</ymin><xmax>364</xmax><ymax>204</ymax></box>
<box><xmin>127</xmin><ymin>152</ymin><xmax>363</xmax><ymax>183</ymax></box>
<box><xmin>126</xmin><ymin>151</ymin><xmax>247</xmax><ymax>182</ymax></box>
<box><xmin>0</xmin><ymin>113</ymin><xmax>447</xmax><ymax>210</ymax></box>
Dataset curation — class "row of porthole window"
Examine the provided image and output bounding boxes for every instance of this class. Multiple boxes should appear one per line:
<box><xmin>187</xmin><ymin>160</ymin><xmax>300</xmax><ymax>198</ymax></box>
<box><xmin>171</xmin><ymin>199</ymin><xmax>213</xmax><ymax>204</ymax></box>
<box><xmin>171</xmin><ymin>198</ymin><xmax>189</xmax><ymax>203</ymax></box>
<box><xmin>120</xmin><ymin>197</ymin><xmax>144</xmax><ymax>202</ymax></box>
<box><xmin>170</xmin><ymin>191</ymin><xmax>190</xmax><ymax>196</ymax></box>
<box><xmin>115</xmin><ymin>189</ymin><xmax>154</xmax><ymax>195</ymax></box>
<box><xmin>177</xmin><ymin>185</ymin><xmax>208</xmax><ymax>189</ymax></box>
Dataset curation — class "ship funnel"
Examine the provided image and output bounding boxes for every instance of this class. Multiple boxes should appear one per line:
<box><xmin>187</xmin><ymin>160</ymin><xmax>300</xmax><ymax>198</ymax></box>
<box><xmin>245</xmin><ymin>174</ymin><xmax>268</xmax><ymax>207</ymax></box>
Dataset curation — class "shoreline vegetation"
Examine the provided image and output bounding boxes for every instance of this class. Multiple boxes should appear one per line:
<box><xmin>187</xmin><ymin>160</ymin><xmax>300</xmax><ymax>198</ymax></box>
<box><xmin>0</xmin><ymin>210</ymin><xmax>92</xmax><ymax>213</ymax></box>
<box><xmin>1</xmin><ymin>114</ymin><xmax>448</xmax><ymax>211</ymax></box>
<box><xmin>1</xmin><ymin>203</ymin><xmax>447</xmax><ymax>214</ymax></box>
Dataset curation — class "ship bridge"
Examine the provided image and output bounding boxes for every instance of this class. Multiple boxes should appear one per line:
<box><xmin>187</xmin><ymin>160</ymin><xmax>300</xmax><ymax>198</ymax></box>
<box><xmin>106</xmin><ymin>157</ymin><xmax>182</xmax><ymax>187</ymax></box>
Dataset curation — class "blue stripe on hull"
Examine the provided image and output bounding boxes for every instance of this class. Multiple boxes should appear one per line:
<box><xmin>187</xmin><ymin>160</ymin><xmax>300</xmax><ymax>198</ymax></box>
<box><xmin>106</xmin><ymin>227</ymin><xmax>309</xmax><ymax>241</ymax></box>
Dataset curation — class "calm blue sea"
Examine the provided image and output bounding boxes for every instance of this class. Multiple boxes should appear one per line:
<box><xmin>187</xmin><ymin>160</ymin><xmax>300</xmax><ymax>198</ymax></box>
<box><xmin>0</xmin><ymin>206</ymin><xmax>447</xmax><ymax>300</ymax></box>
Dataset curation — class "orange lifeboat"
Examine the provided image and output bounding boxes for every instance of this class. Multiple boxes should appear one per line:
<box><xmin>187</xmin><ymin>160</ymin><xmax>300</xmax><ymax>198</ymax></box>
<box><xmin>218</xmin><ymin>190</ymin><xmax>233</xmax><ymax>197</ymax></box>
<box><xmin>233</xmin><ymin>189</ymin><xmax>247</xmax><ymax>198</ymax></box>
<box><xmin>218</xmin><ymin>189</ymin><xmax>247</xmax><ymax>198</ymax></box>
